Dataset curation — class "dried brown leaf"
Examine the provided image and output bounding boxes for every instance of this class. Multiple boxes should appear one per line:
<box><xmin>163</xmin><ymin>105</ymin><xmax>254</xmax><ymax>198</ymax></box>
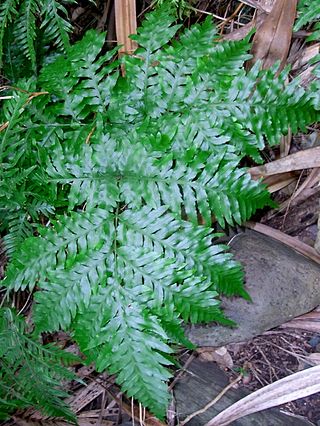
<box><xmin>198</xmin><ymin>347</ymin><xmax>233</xmax><ymax>369</ymax></box>
<box><xmin>249</xmin><ymin>147</ymin><xmax>320</xmax><ymax>178</ymax></box>
<box><xmin>248</xmin><ymin>0</ymin><xmax>297</xmax><ymax>70</ymax></box>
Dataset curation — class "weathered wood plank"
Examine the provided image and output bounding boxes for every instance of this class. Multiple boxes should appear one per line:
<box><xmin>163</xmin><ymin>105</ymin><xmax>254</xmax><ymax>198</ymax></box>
<box><xmin>174</xmin><ymin>358</ymin><xmax>313</xmax><ymax>425</ymax></box>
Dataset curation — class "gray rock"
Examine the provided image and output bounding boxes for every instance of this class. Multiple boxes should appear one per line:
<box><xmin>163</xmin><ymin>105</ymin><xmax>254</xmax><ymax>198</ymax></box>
<box><xmin>187</xmin><ymin>230</ymin><xmax>320</xmax><ymax>346</ymax></box>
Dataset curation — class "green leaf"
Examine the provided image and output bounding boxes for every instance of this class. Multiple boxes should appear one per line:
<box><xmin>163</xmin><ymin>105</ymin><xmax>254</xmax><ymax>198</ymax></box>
<box><xmin>0</xmin><ymin>0</ymin><xmax>19</xmax><ymax>67</ymax></box>
<box><xmin>0</xmin><ymin>308</ymin><xmax>77</xmax><ymax>422</ymax></box>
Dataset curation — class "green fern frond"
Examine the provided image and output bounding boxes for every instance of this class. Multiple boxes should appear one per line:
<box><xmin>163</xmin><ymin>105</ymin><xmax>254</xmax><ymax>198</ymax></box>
<box><xmin>3</xmin><ymin>210</ymin><xmax>34</xmax><ymax>256</ymax></box>
<box><xmin>294</xmin><ymin>0</ymin><xmax>320</xmax><ymax>32</ymax></box>
<box><xmin>40</xmin><ymin>0</ymin><xmax>74</xmax><ymax>51</ymax></box>
<box><xmin>2</xmin><ymin>4</ymin><xmax>320</xmax><ymax>418</ymax></box>
<box><xmin>0</xmin><ymin>308</ymin><xmax>77</xmax><ymax>422</ymax></box>
<box><xmin>0</xmin><ymin>0</ymin><xmax>74</xmax><ymax>74</ymax></box>
<box><xmin>13</xmin><ymin>0</ymin><xmax>38</xmax><ymax>69</ymax></box>
<box><xmin>39</xmin><ymin>30</ymin><xmax>119</xmax><ymax>119</ymax></box>
<box><xmin>0</xmin><ymin>0</ymin><xmax>20</xmax><ymax>67</ymax></box>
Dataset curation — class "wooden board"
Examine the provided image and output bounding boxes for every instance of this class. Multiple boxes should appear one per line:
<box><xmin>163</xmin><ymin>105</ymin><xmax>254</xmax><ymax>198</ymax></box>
<box><xmin>174</xmin><ymin>357</ymin><xmax>313</xmax><ymax>425</ymax></box>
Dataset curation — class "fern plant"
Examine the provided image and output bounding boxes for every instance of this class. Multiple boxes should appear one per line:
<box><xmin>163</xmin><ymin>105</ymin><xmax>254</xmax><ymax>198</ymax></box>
<box><xmin>1</xmin><ymin>5</ymin><xmax>320</xmax><ymax>418</ymax></box>
<box><xmin>294</xmin><ymin>0</ymin><xmax>320</xmax><ymax>64</ymax></box>
<box><xmin>0</xmin><ymin>307</ymin><xmax>78</xmax><ymax>422</ymax></box>
<box><xmin>0</xmin><ymin>0</ymin><xmax>73</xmax><ymax>74</ymax></box>
<box><xmin>295</xmin><ymin>0</ymin><xmax>320</xmax><ymax>41</ymax></box>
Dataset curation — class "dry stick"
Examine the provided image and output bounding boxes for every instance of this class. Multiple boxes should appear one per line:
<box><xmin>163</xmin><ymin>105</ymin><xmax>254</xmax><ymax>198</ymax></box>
<box><xmin>218</xmin><ymin>2</ymin><xmax>244</xmax><ymax>31</ymax></box>
<box><xmin>289</xmin><ymin>167</ymin><xmax>320</xmax><ymax>201</ymax></box>
<box><xmin>281</xmin><ymin>170</ymin><xmax>303</xmax><ymax>230</ymax></box>
<box><xmin>179</xmin><ymin>374</ymin><xmax>243</xmax><ymax>426</ymax></box>
<box><xmin>256</xmin><ymin>346</ymin><xmax>279</xmax><ymax>382</ymax></box>
<box><xmin>114</xmin><ymin>0</ymin><xmax>137</xmax><ymax>56</ymax></box>
<box><xmin>187</xmin><ymin>6</ymin><xmax>229</xmax><ymax>22</ymax></box>
<box><xmin>249</xmin><ymin>146</ymin><xmax>320</xmax><ymax>178</ymax></box>
<box><xmin>97</xmin><ymin>391</ymin><xmax>108</xmax><ymax>426</ymax></box>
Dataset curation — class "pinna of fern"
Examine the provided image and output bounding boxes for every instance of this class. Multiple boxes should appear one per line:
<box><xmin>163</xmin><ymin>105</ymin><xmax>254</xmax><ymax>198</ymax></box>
<box><xmin>0</xmin><ymin>0</ymin><xmax>73</xmax><ymax>73</ymax></box>
<box><xmin>2</xmin><ymin>4</ymin><xmax>320</xmax><ymax>419</ymax></box>
<box><xmin>0</xmin><ymin>307</ymin><xmax>78</xmax><ymax>422</ymax></box>
<box><xmin>0</xmin><ymin>82</ymin><xmax>57</xmax><ymax>257</ymax></box>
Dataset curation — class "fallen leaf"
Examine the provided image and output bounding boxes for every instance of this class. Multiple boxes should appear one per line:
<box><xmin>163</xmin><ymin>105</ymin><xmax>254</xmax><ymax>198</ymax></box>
<box><xmin>249</xmin><ymin>147</ymin><xmax>320</xmax><ymax>178</ymax></box>
<box><xmin>248</xmin><ymin>0</ymin><xmax>297</xmax><ymax>70</ymax></box>
<box><xmin>282</xmin><ymin>310</ymin><xmax>320</xmax><ymax>333</ymax></box>
<box><xmin>198</xmin><ymin>347</ymin><xmax>234</xmax><ymax>369</ymax></box>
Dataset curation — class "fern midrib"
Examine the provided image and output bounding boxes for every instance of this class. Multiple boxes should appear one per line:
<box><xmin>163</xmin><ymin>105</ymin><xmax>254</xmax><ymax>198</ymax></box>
<box><xmin>47</xmin><ymin>168</ymin><xmax>222</xmax><ymax>192</ymax></box>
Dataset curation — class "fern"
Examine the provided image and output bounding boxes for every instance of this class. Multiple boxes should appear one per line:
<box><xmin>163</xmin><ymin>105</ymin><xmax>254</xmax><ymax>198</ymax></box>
<box><xmin>13</xmin><ymin>0</ymin><xmax>38</xmax><ymax>70</ymax></box>
<box><xmin>294</xmin><ymin>0</ymin><xmax>320</xmax><ymax>36</ymax></box>
<box><xmin>0</xmin><ymin>307</ymin><xmax>78</xmax><ymax>422</ymax></box>
<box><xmin>0</xmin><ymin>0</ymin><xmax>73</xmax><ymax>74</ymax></box>
<box><xmin>295</xmin><ymin>0</ymin><xmax>320</xmax><ymax>63</ymax></box>
<box><xmin>0</xmin><ymin>84</ymin><xmax>56</xmax><ymax>256</ymax></box>
<box><xmin>0</xmin><ymin>0</ymin><xmax>19</xmax><ymax>68</ymax></box>
<box><xmin>40</xmin><ymin>0</ymin><xmax>73</xmax><ymax>51</ymax></box>
<box><xmin>2</xmin><ymin>5</ymin><xmax>320</xmax><ymax>418</ymax></box>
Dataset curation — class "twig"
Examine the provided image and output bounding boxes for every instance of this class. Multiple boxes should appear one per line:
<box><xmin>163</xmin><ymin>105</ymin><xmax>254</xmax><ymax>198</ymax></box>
<box><xmin>179</xmin><ymin>374</ymin><xmax>243</xmax><ymax>426</ymax></box>
<box><xmin>187</xmin><ymin>5</ymin><xmax>229</xmax><ymax>21</ymax></box>
<box><xmin>97</xmin><ymin>391</ymin><xmax>108</xmax><ymax>426</ymax></box>
<box><xmin>18</xmin><ymin>292</ymin><xmax>32</xmax><ymax>315</ymax></box>
<box><xmin>218</xmin><ymin>3</ymin><xmax>244</xmax><ymax>31</ymax></box>
<box><xmin>281</xmin><ymin>170</ymin><xmax>303</xmax><ymax>230</ymax></box>
<box><xmin>168</xmin><ymin>352</ymin><xmax>196</xmax><ymax>391</ymax></box>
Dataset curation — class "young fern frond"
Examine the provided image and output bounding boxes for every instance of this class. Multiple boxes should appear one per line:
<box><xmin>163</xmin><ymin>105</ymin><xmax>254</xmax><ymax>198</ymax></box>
<box><xmin>0</xmin><ymin>308</ymin><xmax>78</xmax><ymax>422</ymax></box>
<box><xmin>2</xmin><ymin>5</ymin><xmax>320</xmax><ymax>418</ymax></box>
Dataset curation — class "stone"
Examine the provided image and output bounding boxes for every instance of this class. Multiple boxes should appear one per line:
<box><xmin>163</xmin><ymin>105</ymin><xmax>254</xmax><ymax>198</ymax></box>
<box><xmin>186</xmin><ymin>230</ymin><xmax>320</xmax><ymax>346</ymax></box>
